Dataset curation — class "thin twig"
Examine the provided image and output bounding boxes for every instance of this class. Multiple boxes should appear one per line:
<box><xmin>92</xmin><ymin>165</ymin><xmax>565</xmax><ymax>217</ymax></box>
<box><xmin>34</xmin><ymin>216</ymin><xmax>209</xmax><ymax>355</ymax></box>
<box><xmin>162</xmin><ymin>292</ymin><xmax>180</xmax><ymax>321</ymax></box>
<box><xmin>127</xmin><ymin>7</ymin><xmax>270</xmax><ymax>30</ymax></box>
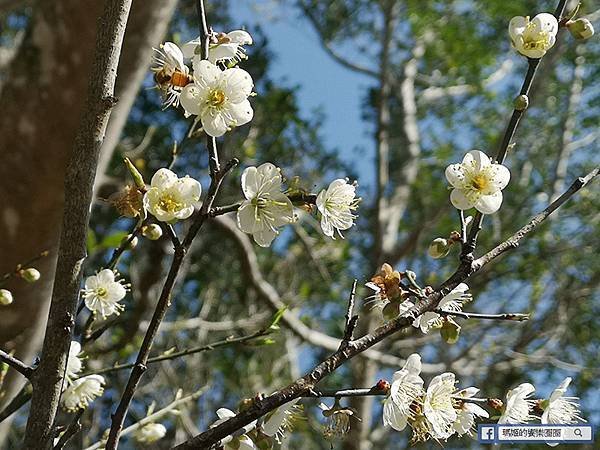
<box><xmin>435</xmin><ymin>310</ymin><xmax>530</xmax><ymax>322</ymax></box>
<box><xmin>53</xmin><ymin>409</ymin><xmax>84</xmax><ymax>450</ymax></box>
<box><xmin>303</xmin><ymin>386</ymin><xmax>387</xmax><ymax>398</ymax></box>
<box><xmin>0</xmin><ymin>250</ymin><xmax>49</xmax><ymax>285</ymax></box>
<box><xmin>0</xmin><ymin>349</ymin><xmax>34</xmax><ymax>379</ymax></box>
<box><xmin>340</xmin><ymin>280</ymin><xmax>359</xmax><ymax>346</ymax></box>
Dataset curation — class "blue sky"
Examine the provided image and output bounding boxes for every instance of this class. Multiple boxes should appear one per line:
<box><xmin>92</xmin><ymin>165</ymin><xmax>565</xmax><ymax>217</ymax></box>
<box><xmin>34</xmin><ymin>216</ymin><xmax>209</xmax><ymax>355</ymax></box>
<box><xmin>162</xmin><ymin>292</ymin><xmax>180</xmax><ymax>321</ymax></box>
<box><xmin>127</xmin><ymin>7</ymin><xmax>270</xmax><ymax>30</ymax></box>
<box><xmin>232</xmin><ymin>1</ymin><xmax>377</xmax><ymax>184</ymax></box>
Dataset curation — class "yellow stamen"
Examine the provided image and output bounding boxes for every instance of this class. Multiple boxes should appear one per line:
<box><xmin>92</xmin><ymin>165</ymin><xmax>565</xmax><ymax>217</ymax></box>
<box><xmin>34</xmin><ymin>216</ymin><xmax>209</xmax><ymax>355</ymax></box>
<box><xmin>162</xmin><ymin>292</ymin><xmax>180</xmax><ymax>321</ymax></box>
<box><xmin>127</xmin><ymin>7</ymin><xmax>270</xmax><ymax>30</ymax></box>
<box><xmin>158</xmin><ymin>194</ymin><xmax>183</xmax><ymax>212</ymax></box>
<box><xmin>208</xmin><ymin>89</ymin><xmax>226</xmax><ymax>107</ymax></box>
<box><xmin>471</xmin><ymin>175</ymin><xmax>489</xmax><ymax>191</ymax></box>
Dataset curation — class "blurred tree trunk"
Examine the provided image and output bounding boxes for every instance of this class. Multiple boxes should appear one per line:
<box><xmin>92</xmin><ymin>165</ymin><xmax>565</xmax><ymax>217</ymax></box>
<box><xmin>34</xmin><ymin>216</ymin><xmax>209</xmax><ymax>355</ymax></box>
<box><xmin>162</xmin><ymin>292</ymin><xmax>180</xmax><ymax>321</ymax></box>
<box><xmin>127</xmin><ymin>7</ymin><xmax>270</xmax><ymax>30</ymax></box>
<box><xmin>0</xmin><ymin>0</ymin><xmax>176</xmax><ymax>440</ymax></box>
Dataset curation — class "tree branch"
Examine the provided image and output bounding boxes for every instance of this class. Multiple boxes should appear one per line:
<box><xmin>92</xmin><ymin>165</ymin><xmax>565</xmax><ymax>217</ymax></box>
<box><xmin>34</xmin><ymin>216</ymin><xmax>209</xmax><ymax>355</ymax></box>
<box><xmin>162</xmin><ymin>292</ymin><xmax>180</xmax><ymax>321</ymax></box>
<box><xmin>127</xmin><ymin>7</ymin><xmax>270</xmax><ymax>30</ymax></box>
<box><xmin>435</xmin><ymin>310</ymin><xmax>529</xmax><ymax>322</ymax></box>
<box><xmin>0</xmin><ymin>350</ymin><xmax>33</xmax><ymax>379</ymax></box>
<box><xmin>22</xmin><ymin>1</ymin><xmax>132</xmax><ymax>448</ymax></box>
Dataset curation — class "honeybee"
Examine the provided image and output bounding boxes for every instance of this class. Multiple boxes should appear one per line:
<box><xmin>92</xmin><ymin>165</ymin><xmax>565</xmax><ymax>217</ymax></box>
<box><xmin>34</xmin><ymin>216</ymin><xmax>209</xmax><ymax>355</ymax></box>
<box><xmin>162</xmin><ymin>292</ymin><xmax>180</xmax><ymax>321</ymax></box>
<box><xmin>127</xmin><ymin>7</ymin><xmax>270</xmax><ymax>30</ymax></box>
<box><xmin>152</xmin><ymin>42</ymin><xmax>193</xmax><ymax>108</ymax></box>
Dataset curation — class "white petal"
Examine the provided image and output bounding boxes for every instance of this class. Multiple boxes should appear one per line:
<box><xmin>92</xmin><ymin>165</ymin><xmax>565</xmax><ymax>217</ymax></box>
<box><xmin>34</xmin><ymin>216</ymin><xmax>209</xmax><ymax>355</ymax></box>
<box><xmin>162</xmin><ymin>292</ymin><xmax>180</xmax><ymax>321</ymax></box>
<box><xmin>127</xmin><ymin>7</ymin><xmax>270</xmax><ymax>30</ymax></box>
<box><xmin>105</xmin><ymin>283</ymin><xmax>126</xmax><ymax>302</ymax></box>
<box><xmin>216</xmin><ymin>408</ymin><xmax>236</xmax><ymax>420</ymax></box>
<box><xmin>483</xmin><ymin>163</ymin><xmax>510</xmax><ymax>193</ymax></box>
<box><xmin>254</xmin><ymin>228</ymin><xmax>278</xmax><ymax>247</ymax></box>
<box><xmin>465</xmin><ymin>403</ymin><xmax>489</xmax><ymax>418</ymax></box>
<box><xmin>533</xmin><ymin>13</ymin><xmax>558</xmax><ymax>36</ymax></box>
<box><xmin>174</xmin><ymin>176</ymin><xmax>202</xmax><ymax>202</ymax></box>
<box><xmin>226</xmin><ymin>100</ymin><xmax>254</xmax><ymax>127</ymax></box>
<box><xmin>228</xmin><ymin>30</ymin><xmax>253</xmax><ymax>45</ymax></box>
<box><xmin>475</xmin><ymin>191</ymin><xmax>503</xmax><ymax>214</ymax></box>
<box><xmin>182</xmin><ymin>38</ymin><xmax>202</xmax><ymax>59</ymax></box>
<box><xmin>383</xmin><ymin>398</ymin><xmax>408</xmax><ymax>431</ymax></box>
<box><xmin>173</xmin><ymin>206</ymin><xmax>195</xmax><ymax>220</ymax></box>
<box><xmin>237</xmin><ymin>202</ymin><xmax>260</xmax><ymax>234</ymax></box>
<box><xmin>463</xmin><ymin>150</ymin><xmax>491</xmax><ymax>172</ymax></box>
<box><xmin>96</xmin><ymin>269</ymin><xmax>115</xmax><ymax>285</ymax></box>
<box><xmin>241</xmin><ymin>167</ymin><xmax>259</xmax><ymax>199</ymax></box>
<box><xmin>201</xmin><ymin>111</ymin><xmax>229</xmax><ymax>137</ymax></box>
<box><xmin>193</xmin><ymin>59</ymin><xmax>222</xmax><ymax>85</ymax></box>
<box><xmin>161</xmin><ymin>42</ymin><xmax>185</xmax><ymax>71</ymax></box>
<box><xmin>222</xmin><ymin>68</ymin><xmax>253</xmax><ymax>103</ymax></box>
<box><xmin>450</xmin><ymin>189</ymin><xmax>474</xmax><ymax>210</ymax></box>
<box><xmin>180</xmin><ymin>85</ymin><xmax>203</xmax><ymax>116</ymax></box>
<box><xmin>509</xmin><ymin>16</ymin><xmax>527</xmax><ymax>41</ymax></box>
<box><xmin>404</xmin><ymin>354</ymin><xmax>422</xmax><ymax>376</ymax></box>
<box><xmin>209</xmin><ymin>43</ymin><xmax>239</xmax><ymax>63</ymax></box>
<box><xmin>268</xmin><ymin>193</ymin><xmax>294</xmax><ymax>227</ymax></box>
<box><xmin>445</xmin><ymin>164</ymin><xmax>466</xmax><ymax>188</ymax></box>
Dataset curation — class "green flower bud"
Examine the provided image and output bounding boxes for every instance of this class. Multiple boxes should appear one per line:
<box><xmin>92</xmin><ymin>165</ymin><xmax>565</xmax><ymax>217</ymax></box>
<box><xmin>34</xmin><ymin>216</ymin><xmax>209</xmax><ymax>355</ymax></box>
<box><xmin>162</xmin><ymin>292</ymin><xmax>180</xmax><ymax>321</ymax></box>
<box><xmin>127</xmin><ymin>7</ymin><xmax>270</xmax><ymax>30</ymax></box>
<box><xmin>514</xmin><ymin>94</ymin><xmax>529</xmax><ymax>111</ymax></box>
<box><xmin>20</xmin><ymin>268</ymin><xmax>41</xmax><ymax>283</ymax></box>
<box><xmin>123</xmin><ymin>157</ymin><xmax>146</xmax><ymax>189</ymax></box>
<box><xmin>440</xmin><ymin>319</ymin><xmax>461</xmax><ymax>344</ymax></box>
<box><xmin>428</xmin><ymin>238</ymin><xmax>450</xmax><ymax>259</ymax></box>
<box><xmin>567</xmin><ymin>18</ymin><xmax>594</xmax><ymax>40</ymax></box>
<box><xmin>142</xmin><ymin>224</ymin><xmax>163</xmax><ymax>241</ymax></box>
<box><xmin>0</xmin><ymin>289</ymin><xmax>14</xmax><ymax>306</ymax></box>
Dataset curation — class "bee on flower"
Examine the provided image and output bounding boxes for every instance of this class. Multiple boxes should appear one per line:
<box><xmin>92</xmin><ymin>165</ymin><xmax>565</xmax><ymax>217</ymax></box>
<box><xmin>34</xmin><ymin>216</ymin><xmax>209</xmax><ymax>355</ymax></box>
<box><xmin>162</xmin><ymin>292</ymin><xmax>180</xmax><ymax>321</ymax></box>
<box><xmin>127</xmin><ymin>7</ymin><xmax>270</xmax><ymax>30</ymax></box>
<box><xmin>509</xmin><ymin>13</ymin><xmax>558</xmax><ymax>59</ymax></box>
<box><xmin>152</xmin><ymin>42</ymin><xmax>193</xmax><ymax>108</ymax></box>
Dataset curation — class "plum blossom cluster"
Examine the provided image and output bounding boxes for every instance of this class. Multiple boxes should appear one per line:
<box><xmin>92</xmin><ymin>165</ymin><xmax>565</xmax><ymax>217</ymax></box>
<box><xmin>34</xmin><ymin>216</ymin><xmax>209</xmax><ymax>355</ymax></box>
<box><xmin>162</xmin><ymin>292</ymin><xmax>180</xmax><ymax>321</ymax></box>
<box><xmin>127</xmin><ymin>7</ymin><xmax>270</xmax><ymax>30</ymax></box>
<box><xmin>382</xmin><ymin>354</ymin><xmax>586</xmax><ymax>444</ymax></box>
<box><xmin>208</xmin><ymin>399</ymin><xmax>302</xmax><ymax>449</ymax></box>
<box><xmin>60</xmin><ymin>341</ymin><xmax>105</xmax><ymax>412</ymax></box>
<box><xmin>82</xmin><ymin>269</ymin><xmax>128</xmax><ymax>319</ymax></box>
<box><xmin>366</xmin><ymin>263</ymin><xmax>472</xmax><ymax>339</ymax></box>
<box><xmin>237</xmin><ymin>163</ymin><xmax>359</xmax><ymax>247</ymax></box>
<box><xmin>152</xmin><ymin>30</ymin><xmax>254</xmax><ymax>137</ymax></box>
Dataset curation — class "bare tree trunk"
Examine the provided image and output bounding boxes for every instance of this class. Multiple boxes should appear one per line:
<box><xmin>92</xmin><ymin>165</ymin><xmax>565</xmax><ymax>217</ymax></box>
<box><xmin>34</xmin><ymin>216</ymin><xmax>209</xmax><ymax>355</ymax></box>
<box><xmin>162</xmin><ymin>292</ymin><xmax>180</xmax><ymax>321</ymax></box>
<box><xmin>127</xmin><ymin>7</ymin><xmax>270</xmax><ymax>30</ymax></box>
<box><xmin>0</xmin><ymin>2</ymin><xmax>177</xmax><ymax>444</ymax></box>
<box><xmin>22</xmin><ymin>0</ymin><xmax>132</xmax><ymax>447</ymax></box>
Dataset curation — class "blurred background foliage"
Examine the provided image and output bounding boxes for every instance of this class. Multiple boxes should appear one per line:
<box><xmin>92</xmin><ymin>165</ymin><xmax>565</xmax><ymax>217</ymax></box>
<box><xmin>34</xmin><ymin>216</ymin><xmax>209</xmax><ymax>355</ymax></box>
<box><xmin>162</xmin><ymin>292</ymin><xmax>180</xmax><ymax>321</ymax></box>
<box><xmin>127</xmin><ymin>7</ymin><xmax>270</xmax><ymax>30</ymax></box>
<box><xmin>1</xmin><ymin>0</ymin><xmax>599</xmax><ymax>448</ymax></box>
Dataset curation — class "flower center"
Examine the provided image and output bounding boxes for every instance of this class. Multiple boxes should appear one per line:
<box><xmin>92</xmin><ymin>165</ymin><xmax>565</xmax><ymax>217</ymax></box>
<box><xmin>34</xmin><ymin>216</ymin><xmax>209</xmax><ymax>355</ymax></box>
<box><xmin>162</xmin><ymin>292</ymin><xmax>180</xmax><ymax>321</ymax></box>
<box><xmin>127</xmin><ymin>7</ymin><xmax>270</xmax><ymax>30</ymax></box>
<box><xmin>208</xmin><ymin>89</ymin><xmax>226</xmax><ymax>107</ymax></box>
<box><xmin>158</xmin><ymin>194</ymin><xmax>183</xmax><ymax>212</ymax></box>
<box><xmin>94</xmin><ymin>287</ymin><xmax>108</xmax><ymax>298</ymax></box>
<box><xmin>470</xmin><ymin>175</ymin><xmax>489</xmax><ymax>191</ymax></box>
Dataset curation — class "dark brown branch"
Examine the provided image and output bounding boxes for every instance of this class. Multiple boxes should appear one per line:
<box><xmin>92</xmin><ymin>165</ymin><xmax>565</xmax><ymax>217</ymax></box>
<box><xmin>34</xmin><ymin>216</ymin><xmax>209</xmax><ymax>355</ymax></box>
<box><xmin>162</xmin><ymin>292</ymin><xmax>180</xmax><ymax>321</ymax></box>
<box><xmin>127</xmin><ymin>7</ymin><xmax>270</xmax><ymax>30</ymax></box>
<box><xmin>340</xmin><ymin>280</ymin><xmax>359</xmax><ymax>346</ymax></box>
<box><xmin>173</xmin><ymin>165</ymin><xmax>595</xmax><ymax>449</ymax></box>
<box><xmin>53</xmin><ymin>409</ymin><xmax>84</xmax><ymax>450</ymax></box>
<box><xmin>22</xmin><ymin>1</ymin><xmax>132</xmax><ymax>448</ymax></box>
<box><xmin>0</xmin><ymin>349</ymin><xmax>34</xmax><ymax>379</ymax></box>
<box><xmin>435</xmin><ymin>310</ymin><xmax>530</xmax><ymax>322</ymax></box>
<box><xmin>303</xmin><ymin>386</ymin><xmax>387</xmax><ymax>398</ymax></box>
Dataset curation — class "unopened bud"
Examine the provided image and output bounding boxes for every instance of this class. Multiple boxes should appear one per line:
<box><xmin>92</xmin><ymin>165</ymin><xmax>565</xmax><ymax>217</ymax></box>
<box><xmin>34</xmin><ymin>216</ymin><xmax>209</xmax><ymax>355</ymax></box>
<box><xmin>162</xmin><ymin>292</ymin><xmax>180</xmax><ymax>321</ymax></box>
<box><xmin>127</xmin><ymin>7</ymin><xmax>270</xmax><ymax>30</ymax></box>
<box><xmin>142</xmin><ymin>224</ymin><xmax>163</xmax><ymax>241</ymax></box>
<box><xmin>514</xmin><ymin>94</ymin><xmax>529</xmax><ymax>111</ymax></box>
<box><xmin>428</xmin><ymin>238</ymin><xmax>450</xmax><ymax>259</ymax></box>
<box><xmin>567</xmin><ymin>18</ymin><xmax>594</xmax><ymax>40</ymax></box>
<box><xmin>440</xmin><ymin>319</ymin><xmax>461</xmax><ymax>344</ymax></box>
<box><xmin>123</xmin><ymin>157</ymin><xmax>146</xmax><ymax>189</ymax></box>
<box><xmin>0</xmin><ymin>289</ymin><xmax>13</xmax><ymax>306</ymax></box>
<box><xmin>375</xmin><ymin>379</ymin><xmax>391</xmax><ymax>393</ymax></box>
<box><xmin>19</xmin><ymin>268</ymin><xmax>41</xmax><ymax>283</ymax></box>
<box><xmin>121</xmin><ymin>234</ymin><xmax>138</xmax><ymax>249</ymax></box>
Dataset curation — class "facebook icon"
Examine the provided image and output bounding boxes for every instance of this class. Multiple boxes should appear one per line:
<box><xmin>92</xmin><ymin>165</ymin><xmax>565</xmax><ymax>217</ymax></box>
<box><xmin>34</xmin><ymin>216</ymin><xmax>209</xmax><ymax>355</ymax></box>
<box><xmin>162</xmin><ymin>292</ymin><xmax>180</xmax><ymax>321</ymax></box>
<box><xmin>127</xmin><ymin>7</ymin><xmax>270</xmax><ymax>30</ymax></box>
<box><xmin>479</xmin><ymin>425</ymin><xmax>496</xmax><ymax>443</ymax></box>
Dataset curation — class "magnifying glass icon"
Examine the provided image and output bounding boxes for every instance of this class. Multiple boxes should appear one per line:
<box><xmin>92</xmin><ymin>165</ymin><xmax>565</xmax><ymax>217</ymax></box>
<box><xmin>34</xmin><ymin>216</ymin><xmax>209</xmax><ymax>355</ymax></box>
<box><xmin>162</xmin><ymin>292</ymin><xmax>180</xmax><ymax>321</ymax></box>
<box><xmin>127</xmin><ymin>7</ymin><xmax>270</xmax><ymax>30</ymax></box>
<box><xmin>574</xmin><ymin>428</ymin><xmax>583</xmax><ymax>437</ymax></box>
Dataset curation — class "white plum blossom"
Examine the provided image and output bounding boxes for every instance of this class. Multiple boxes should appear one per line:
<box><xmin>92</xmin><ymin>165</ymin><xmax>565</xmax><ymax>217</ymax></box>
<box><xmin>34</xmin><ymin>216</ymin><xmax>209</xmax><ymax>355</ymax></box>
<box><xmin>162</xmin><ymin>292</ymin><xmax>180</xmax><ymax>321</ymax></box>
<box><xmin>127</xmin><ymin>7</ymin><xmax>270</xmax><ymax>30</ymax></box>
<box><xmin>134</xmin><ymin>423</ymin><xmax>167</xmax><ymax>443</ymax></box>
<box><xmin>453</xmin><ymin>387</ymin><xmax>489</xmax><ymax>436</ymax></box>
<box><xmin>498</xmin><ymin>382</ymin><xmax>537</xmax><ymax>424</ymax></box>
<box><xmin>382</xmin><ymin>354</ymin><xmax>424</xmax><ymax>431</ymax></box>
<box><xmin>61</xmin><ymin>375</ymin><xmax>105</xmax><ymax>412</ymax></box>
<box><xmin>211</xmin><ymin>408</ymin><xmax>257</xmax><ymax>450</ymax></box>
<box><xmin>143</xmin><ymin>168</ymin><xmax>202</xmax><ymax>222</ymax></box>
<box><xmin>423</xmin><ymin>372</ymin><xmax>458</xmax><ymax>440</ymax></box>
<box><xmin>152</xmin><ymin>42</ymin><xmax>190</xmax><ymax>108</ymax></box>
<box><xmin>262</xmin><ymin>398</ymin><xmax>301</xmax><ymax>443</ymax></box>
<box><xmin>541</xmin><ymin>377</ymin><xmax>585</xmax><ymax>425</ymax></box>
<box><xmin>509</xmin><ymin>13</ymin><xmax>558</xmax><ymax>59</ymax></box>
<box><xmin>65</xmin><ymin>341</ymin><xmax>83</xmax><ymax>384</ymax></box>
<box><xmin>413</xmin><ymin>283</ymin><xmax>472</xmax><ymax>334</ymax></box>
<box><xmin>180</xmin><ymin>60</ymin><xmax>254</xmax><ymax>137</ymax></box>
<box><xmin>183</xmin><ymin>30</ymin><xmax>253</xmax><ymax>64</ymax></box>
<box><xmin>445</xmin><ymin>150</ymin><xmax>510</xmax><ymax>214</ymax></box>
<box><xmin>237</xmin><ymin>163</ymin><xmax>294</xmax><ymax>247</ymax></box>
<box><xmin>82</xmin><ymin>269</ymin><xmax>127</xmax><ymax>318</ymax></box>
<box><xmin>316</xmin><ymin>178</ymin><xmax>359</xmax><ymax>238</ymax></box>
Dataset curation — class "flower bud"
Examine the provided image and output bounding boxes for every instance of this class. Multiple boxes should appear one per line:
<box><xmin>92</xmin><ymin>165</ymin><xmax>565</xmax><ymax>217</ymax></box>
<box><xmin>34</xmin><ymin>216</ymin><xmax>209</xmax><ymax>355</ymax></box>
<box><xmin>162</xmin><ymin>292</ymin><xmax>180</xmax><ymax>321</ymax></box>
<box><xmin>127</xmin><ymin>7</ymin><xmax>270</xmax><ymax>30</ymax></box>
<box><xmin>487</xmin><ymin>398</ymin><xmax>504</xmax><ymax>411</ymax></box>
<box><xmin>440</xmin><ymin>319</ymin><xmax>461</xmax><ymax>344</ymax></box>
<box><xmin>0</xmin><ymin>289</ymin><xmax>14</xmax><ymax>305</ymax></box>
<box><xmin>121</xmin><ymin>234</ymin><xmax>138</xmax><ymax>249</ymax></box>
<box><xmin>123</xmin><ymin>157</ymin><xmax>146</xmax><ymax>189</ymax></box>
<box><xmin>19</xmin><ymin>268</ymin><xmax>41</xmax><ymax>283</ymax></box>
<box><xmin>567</xmin><ymin>18</ymin><xmax>594</xmax><ymax>40</ymax></box>
<box><xmin>428</xmin><ymin>238</ymin><xmax>450</xmax><ymax>259</ymax></box>
<box><xmin>142</xmin><ymin>224</ymin><xmax>163</xmax><ymax>241</ymax></box>
<box><xmin>514</xmin><ymin>94</ymin><xmax>529</xmax><ymax>111</ymax></box>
